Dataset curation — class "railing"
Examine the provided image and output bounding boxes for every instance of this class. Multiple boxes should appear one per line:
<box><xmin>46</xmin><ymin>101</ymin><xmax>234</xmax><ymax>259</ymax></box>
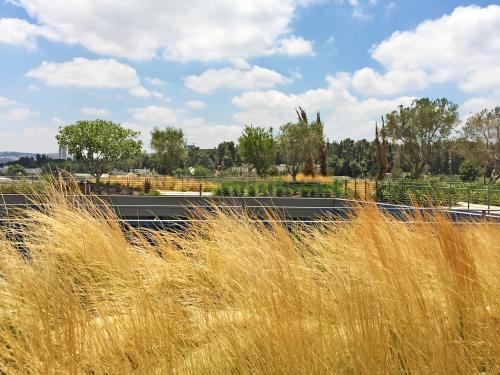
<box><xmin>1</xmin><ymin>174</ymin><xmax>498</xmax><ymax>212</ymax></box>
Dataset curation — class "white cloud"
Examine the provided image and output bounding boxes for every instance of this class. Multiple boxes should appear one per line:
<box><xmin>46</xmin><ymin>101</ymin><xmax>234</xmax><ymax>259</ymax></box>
<box><xmin>461</xmin><ymin>94</ymin><xmax>500</xmax><ymax>116</ymax></box>
<box><xmin>80</xmin><ymin>107</ymin><xmax>111</xmax><ymax>116</ymax></box>
<box><xmin>368</xmin><ymin>5</ymin><xmax>500</xmax><ymax>95</ymax></box>
<box><xmin>351</xmin><ymin>7</ymin><xmax>372</xmax><ymax>20</ymax></box>
<box><xmin>145</xmin><ymin>77</ymin><xmax>165</xmax><ymax>86</ymax></box>
<box><xmin>129</xmin><ymin>105</ymin><xmax>178</xmax><ymax>125</ymax></box>
<box><xmin>51</xmin><ymin>117</ymin><xmax>64</xmax><ymax>126</ymax></box>
<box><xmin>0</xmin><ymin>103</ymin><xmax>50</xmax><ymax>152</ymax></box>
<box><xmin>185</xmin><ymin>100</ymin><xmax>207</xmax><ymax>110</ymax></box>
<box><xmin>185</xmin><ymin>65</ymin><xmax>291</xmax><ymax>94</ymax></box>
<box><xmin>0</xmin><ymin>96</ymin><xmax>18</xmax><ymax>106</ymax></box>
<box><xmin>0</xmin><ymin>18</ymin><xmax>56</xmax><ymax>49</ymax></box>
<box><xmin>125</xmin><ymin>117</ymin><xmax>242</xmax><ymax>149</ymax></box>
<box><xmin>273</xmin><ymin>36</ymin><xmax>315</xmax><ymax>56</ymax></box>
<box><xmin>0</xmin><ymin>107</ymin><xmax>40</xmax><ymax>121</ymax></box>
<box><xmin>0</xmin><ymin>127</ymin><xmax>57</xmax><ymax>153</ymax></box>
<box><xmin>351</xmin><ymin>67</ymin><xmax>428</xmax><ymax>96</ymax></box>
<box><xmin>326</xmin><ymin>35</ymin><xmax>336</xmax><ymax>45</ymax></box>
<box><xmin>184</xmin><ymin>123</ymin><xmax>243</xmax><ymax>147</ymax></box>
<box><xmin>27</xmin><ymin>84</ymin><xmax>40</xmax><ymax>91</ymax></box>
<box><xmin>6</xmin><ymin>0</ymin><xmax>317</xmax><ymax>61</ymax></box>
<box><xmin>385</xmin><ymin>1</ymin><xmax>396</xmax><ymax>18</ymax></box>
<box><xmin>25</xmin><ymin>58</ymin><xmax>154</xmax><ymax>97</ymax></box>
<box><xmin>232</xmin><ymin>74</ymin><xmax>414</xmax><ymax>139</ymax></box>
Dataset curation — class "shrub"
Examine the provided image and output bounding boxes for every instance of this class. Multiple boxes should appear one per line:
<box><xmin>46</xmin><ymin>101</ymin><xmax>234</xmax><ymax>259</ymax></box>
<box><xmin>247</xmin><ymin>185</ymin><xmax>256</xmax><ymax>197</ymax></box>
<box><xmin>221</xmin><ymin>185</ymin><xmax>231</xmax><ymax>196</ymax></box>
<box><xmin>459</xmin><ymin>160</ymin><xmax>480</xmax><ymax>182</ymax></box>
<box><xmin>257</xmin><ymin>184</ymin><xmax>267</xmax><ymax>196</ymax></box>
<box><xmin>300</xmin><ymin>186</ymin><xmax>310</xmax><ymax>197</ymax></box>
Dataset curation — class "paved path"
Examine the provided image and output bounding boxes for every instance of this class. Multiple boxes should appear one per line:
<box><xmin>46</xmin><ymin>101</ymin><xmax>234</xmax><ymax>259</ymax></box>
<box><xmin>158</xmin><ymin>190</ymin><xmax>213</xmax><ymax>196</ymax></box>
<box><xmin>453</xmin><ymin>202</ymin><xmax>500</xmax><ymax>213</ymax></box>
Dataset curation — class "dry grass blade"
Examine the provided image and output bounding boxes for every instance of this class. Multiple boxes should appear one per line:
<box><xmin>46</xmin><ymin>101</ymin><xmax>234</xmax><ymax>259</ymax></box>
<box><xmin>0</xmin><ymin>190</ymin><xmax>499</xmax><ymax>374</ymax></box>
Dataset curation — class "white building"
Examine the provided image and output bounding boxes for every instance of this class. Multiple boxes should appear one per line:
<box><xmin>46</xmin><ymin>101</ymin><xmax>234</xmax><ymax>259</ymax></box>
<box><xmin>58</xmin><ymin>145</ymin><xmax>68</xmax><ymax>160</ymax></box>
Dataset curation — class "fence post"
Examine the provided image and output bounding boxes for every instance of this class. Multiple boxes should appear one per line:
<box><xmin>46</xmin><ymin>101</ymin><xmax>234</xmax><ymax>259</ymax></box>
<box><xmin>448</xmin><ymin>183</ymin><xmax>452</xmax><ymax>210</ymax></box>
<box><xmin>344</xmin><ymin>179</ymin><xmax>348</xmax><ymax>199</ymax></box>
<box><xmin>354</xmin><ymin>179</ymin><xmax>357</xmax><ymax>200</ymax></box>
<box><xmin>487</xmin><ymin>185</ymin><xmax>491</xmax><ymax>215</ymax></box>
<box><xmin>400</xmin><ymin>182</ymin><xmax>404</xmax><ymax>204</ymax></box>
<box><xmin>375</xmin><ymin>179</ymin><xmax>379</xmax><ymax>202</ymax></box>
<box><xmin>199</xmin><ymin>183</ymin><xmax>202</xmax><ymax>196</ymax></box>
<box><xmin>364</xmin><ymin>179</ymin><xmax>367</xmax><ymax>201</ymax></box>
<box><xmin>467</xmin><ymin>186</ymin><xmax>470</xmax><ymax>210</ymax></box>
<box><xmin>334</xmin><ymin>178</ymin><xmax>338</xmax><ymax>198</ymax></box>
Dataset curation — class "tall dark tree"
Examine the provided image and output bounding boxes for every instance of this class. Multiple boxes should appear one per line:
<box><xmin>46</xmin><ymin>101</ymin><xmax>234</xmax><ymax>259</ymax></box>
<box><xmin>316</xmin><ymin>113</ymin><xmax>328</xmax><ymax>176</ymax></box>
<box><xmin>374</xmin><ymin>117</ymin><xmax>388</xmax><ymax>180</ymax></box>
<box><xmin>150</xmin><ymin>127</ymin><xmax>186</xmax><ymax>175</ymax></box>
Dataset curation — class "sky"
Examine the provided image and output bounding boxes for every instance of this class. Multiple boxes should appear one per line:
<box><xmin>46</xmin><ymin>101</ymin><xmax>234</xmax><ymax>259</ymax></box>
<box><xmin>0</xmin><ymin>0</ymin><xmax>499</xmax><ymax>153</ymax></box>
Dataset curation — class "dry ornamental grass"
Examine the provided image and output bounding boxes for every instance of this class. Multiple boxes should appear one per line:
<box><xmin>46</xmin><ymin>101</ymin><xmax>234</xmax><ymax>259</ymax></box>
<box><xmin>0</xmin><ymin>190</ymin><xmax>499</xmax><ymax>374</ymax></box>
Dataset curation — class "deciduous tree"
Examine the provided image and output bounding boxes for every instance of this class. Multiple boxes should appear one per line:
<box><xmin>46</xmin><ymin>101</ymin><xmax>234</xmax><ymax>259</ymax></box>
<box><xmin>386</xmin><ymin>98</ymin><xmax>459</xmax><ymax>178</ymax></box>
<box><xmin>461</xmin><ymin>107</ymin><xmax>500</xmax><ymax>182</ymax></box>
<box><xmin>150</xmin><ymin>127</ymin><xmax>187</xmax><ymax>175</ymax></box>
<box><xmin>238</xmin><ymin>126</ymin><xmax>276</xmax><ymax>176</ymax></box>
<box><xmin>56</xmin><ymin>119</ymin><xmax>142</xmax><ymax>183</ymax></box>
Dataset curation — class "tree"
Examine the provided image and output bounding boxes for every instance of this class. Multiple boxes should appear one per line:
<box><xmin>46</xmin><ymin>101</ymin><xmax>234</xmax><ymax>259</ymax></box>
<box><xmin>374</xmin><ymin>118</ymin><xmax>388</xmax><ymax>180</ymax></box>
<box><xmin>277</xmin><ymin>121</ymin><xmax>309</xmax><ymax>181</ymax></box>
<box><xmin>217</xmin><ymin>141</ymin><xmax>236</xmax><ymax>169</ymax></box>
<box><xmin>459</xmin><ymin>160</ymin><xmax>480</xmax><ymax>182</ymax></box>
<box><xmin>315</xmin><ymin>113</ymin><xmax>327</xmax><ymax>176</ymax></box>
<box><xmin>386</xmin><ymin>98</ymin><xmax>459</xmax><ymax>179</ymax></box>
<box><xmin>294</xmin><ymin>108</ymin><xmax>325</xmax><ymax>177</ymax></box>
<box><xmin>56</xmin><ymin>119</ymin><xmax>142</xmax><ymax>183</ymax></box>
<box><xmin>7</xmin><ymin>164</ymin><xmax>26</xmax><ymax>176</ymax></box>
<box><xmin>150</xmin><ymin>127</ymin><xmax>186</xmax><ymax>175</ymax></box>
<box><xmin>238</xmin><ymin>126</ymin><xmax>276</xmax><ymax>176</ymax></box>
<box><xmin>461</xmin><ymin>107</ymin><xmax>500</xmax><ymax>183</ymax></box>
<box><xmin>279</xmin><ymin>108</ymin><xmax>325</xmax><ymax>180</ymax></box>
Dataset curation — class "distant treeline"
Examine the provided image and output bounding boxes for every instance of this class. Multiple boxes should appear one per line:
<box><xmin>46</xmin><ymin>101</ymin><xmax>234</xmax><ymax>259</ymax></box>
<box><xmin>2</xmin><ymin>98</ymin><xmax>499</xmax><ymax>183</ymax></box>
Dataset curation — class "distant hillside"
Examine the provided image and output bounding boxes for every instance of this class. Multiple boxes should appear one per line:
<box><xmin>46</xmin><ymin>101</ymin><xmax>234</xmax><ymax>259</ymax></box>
<box><xmin>0</xmin><ymin>151</ymin><xmax>37</xmax><ymax>159</ymax></box>
<box><xmin>0</xmin><ymin>152</ymin><xmax>58</xmax><ymax>164</ymax></box>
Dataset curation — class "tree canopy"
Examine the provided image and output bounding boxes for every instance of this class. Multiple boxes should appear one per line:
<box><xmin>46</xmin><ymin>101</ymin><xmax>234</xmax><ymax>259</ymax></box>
<box><xmin>461</xmin><ymin>107</ymin><xmax>500</xmax><ymax>182</ymax></box>
<box><xmin>150</xmin><ymin>127</ymin><xmax>186</xmax><ymax>175</ymax></box>
<box><xmin>238</xmin><ymin>126</ymin><xmax>276</xmax><ymax>177</ymax></box>
<box><xmin>277</xmin><ymin>108</ymin><xmax>325</xmax><ymax>180</ymax></box>
<box><xmin>56</xmin><ymin>119</ymin><xmax>142</xmax><ymax>182</ymax></box>
<box><xmin>386</xmin><ymin>98</ymin><xmax>459</xmax><ymax>178</ymax></box>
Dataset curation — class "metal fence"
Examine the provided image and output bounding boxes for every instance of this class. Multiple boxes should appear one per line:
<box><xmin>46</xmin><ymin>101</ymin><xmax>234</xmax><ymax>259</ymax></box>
<box><xmin>1</xmin><ymin>174</ymin><xmax>499</xmax><ymax>212</ymax></box>
<box><xmin>376</xmin><ymin>180</ymin><xmax>500</xmax><ymax>213</ymax></box>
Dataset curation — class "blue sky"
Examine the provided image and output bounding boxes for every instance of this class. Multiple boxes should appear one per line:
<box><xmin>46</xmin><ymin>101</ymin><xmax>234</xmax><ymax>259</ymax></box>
<box><xmin>1</xmin><ymin>0</ymin><xmax>499</xmax><ymax>152</ymax></box>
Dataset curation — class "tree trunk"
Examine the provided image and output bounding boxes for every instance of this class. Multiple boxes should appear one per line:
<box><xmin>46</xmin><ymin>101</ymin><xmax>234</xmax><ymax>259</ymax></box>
<box><xmin>303</xmin><ymin>154</ymin><xmax>314</xmax><ymax>177</ymax></box>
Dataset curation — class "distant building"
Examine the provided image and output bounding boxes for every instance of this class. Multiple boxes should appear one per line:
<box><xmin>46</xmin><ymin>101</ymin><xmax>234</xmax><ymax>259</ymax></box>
<box><xmin>25</xmin><ymin>168</ymin><xmax>42</xmax><ymax>175</ymax></box>
<box><xmin>58</xmin><ymin>145</ymin><xmax>68</xmax><ymax>160</ymax></box>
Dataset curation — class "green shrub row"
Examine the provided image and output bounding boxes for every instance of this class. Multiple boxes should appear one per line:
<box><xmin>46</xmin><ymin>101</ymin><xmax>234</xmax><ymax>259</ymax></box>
<box><xmin>377</xmin><ymin>182</ymin><xmax>500</xmax><ymax>206</ymax></box>
<box><xmin>213</xmin><ymin>181</ymin><xmax>347</xmax><ymax>198</ymax></box>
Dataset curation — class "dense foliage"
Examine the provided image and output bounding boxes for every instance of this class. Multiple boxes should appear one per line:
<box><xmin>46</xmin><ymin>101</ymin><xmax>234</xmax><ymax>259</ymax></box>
<box><xmin>56</xmin><ymin>120</ymin><xmax>142</xmax><ymax>182</ymax></box>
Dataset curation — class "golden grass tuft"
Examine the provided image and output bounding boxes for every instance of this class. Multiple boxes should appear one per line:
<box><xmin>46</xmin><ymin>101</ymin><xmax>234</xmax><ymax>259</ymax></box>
<box><xmin>0</xmin><ymin>191</ymin><xmax>499</xmax><ymax>373</ymax></box>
